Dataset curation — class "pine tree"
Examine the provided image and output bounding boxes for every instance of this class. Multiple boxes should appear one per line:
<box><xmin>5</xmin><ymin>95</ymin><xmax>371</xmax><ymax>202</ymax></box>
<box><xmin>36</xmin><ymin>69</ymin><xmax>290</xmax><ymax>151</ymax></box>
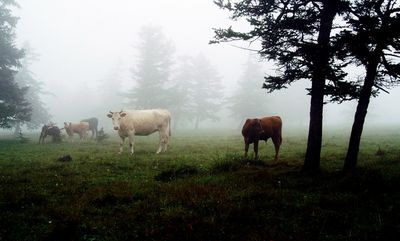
<box><xmin>169</xmin><ymin>56</ymin><xmax>196</xmax><ymax>129</ymax></box>
<box><xmin>0</xmin><ymin>0</ymin><xmax>30</xmax><ymax>128</ymax></box>
<box><xmin>127</xmin><ymin>26</ymin><xmax>175</xmax><ymax>109</ymax></box>
<box><xmin>190</xmin><ymin>54</ymin><xmax>223</xmax><ymax>129</ymax></box>
<box><xmin>337</xmin><ymin>0</ymin><xmax>400</xmax><ymax>172</ymax></box>
<box><xmin>14</xmin><ymin>42</ymin><xmax>51</xmax><ymax>132</ymax></box>
<box><xmin>228</xmin><ymin>55</ymin><xmax>270</xmax><ymax>128</ymax></box>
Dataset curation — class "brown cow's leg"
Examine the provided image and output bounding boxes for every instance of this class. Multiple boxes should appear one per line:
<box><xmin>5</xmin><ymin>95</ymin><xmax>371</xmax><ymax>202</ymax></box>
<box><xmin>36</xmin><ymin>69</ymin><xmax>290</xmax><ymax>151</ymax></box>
<box><xmin>244</xmin><ymin>139</ymin><xmax>249</xmax><ymax>158</ymax></box>
<box><xmin>272</xmin><ymin>136</ymin><xmax>281</xmax><ymax>161</ymax></box>
<box><xmin>254</xmin><ymin>140</ymin><xmax>259</xmax><ymax>159</ymax></box>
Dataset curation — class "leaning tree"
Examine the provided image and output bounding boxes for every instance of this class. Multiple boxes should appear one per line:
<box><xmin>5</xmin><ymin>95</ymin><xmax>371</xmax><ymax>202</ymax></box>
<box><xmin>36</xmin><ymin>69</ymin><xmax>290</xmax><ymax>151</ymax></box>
<box><xmin>212</xmin><ymin>0</ymin><xmax>350</xmax><ymax>173</ymax></box>
<box><xmin>334</xmin><ymin>0</ymin><xmax>400</xmax><ymax>172</ymax></box>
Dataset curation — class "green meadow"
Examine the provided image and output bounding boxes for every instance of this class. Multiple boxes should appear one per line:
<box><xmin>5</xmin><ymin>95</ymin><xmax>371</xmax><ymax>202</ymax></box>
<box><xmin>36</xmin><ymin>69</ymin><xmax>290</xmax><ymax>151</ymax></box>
<box><xmin>0</xmin><ymin>128</ymin><xmax>399</xmax><ymax>241</ymax></box>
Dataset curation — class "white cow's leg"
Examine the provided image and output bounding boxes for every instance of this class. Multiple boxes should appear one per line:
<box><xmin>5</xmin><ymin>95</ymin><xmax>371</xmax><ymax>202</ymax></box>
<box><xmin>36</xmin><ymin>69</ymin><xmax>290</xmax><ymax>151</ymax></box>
<box><xmin>157</xmin><ymin>131</ymin><xmax>164</xmax><ymax>154</ymax></box>
<box><xmin>162</xmin><ymin>131</ymin><xmax>169</xmax><ymax>152</ymax></box>
<box><xmin>119</xmin><ymin>137</ymin><xmax>125</xmax><ymax>154</ymax></box>
<box><xmin>157</xmin><ymin>130</ymin><xmax>169</xmax><ymax>153</ymax></box>
<box><xmin>128</xmin><ymin>131</ymin><xmax>135</xmax><ymax>155</ymax></box>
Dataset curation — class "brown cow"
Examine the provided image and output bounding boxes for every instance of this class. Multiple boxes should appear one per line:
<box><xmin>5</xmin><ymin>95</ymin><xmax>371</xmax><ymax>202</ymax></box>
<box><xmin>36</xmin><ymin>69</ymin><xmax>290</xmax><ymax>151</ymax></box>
<box><xmin>63</xmin><ymin>122</ymin><xmax>90</xmax><ymax>142</ymax></box>
<box><xmin>241</xmin><ymin>116</ymin><xmax>282</xmax><ymax>160</ymax></box>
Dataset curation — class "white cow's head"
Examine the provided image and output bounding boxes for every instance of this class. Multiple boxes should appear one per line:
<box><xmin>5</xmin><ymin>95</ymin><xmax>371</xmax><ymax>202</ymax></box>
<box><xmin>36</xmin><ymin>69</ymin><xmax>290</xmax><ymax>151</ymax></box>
<box><xmin>107</xmin><ymin>111</ymin><xmax>127</xmax><ymax>130</ymax></box>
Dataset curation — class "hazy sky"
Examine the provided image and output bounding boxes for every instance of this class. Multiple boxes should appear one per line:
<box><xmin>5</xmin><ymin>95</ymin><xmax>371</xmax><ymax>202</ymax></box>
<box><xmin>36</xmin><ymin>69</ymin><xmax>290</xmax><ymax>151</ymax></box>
<box><xmin>13</xmin><ymin>0</ymin><xmax>400</xmax><ymax>128</ymax></box>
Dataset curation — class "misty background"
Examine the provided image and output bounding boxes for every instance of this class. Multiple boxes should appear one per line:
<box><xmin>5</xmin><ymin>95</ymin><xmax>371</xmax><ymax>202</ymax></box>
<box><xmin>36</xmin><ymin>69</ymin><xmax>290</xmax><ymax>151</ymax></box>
<box><xmin>11</xmin><ymin>0</ymin><xmax>400</xmax><ymax>133</ymax></box>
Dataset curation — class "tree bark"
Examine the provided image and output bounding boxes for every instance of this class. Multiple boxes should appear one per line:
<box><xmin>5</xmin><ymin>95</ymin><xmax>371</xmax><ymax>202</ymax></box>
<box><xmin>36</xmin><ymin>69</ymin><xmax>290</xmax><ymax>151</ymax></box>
<box><xmin>303</xmin><ymin>1</ymin><xmax>338</xmax><ymax>173</ymax></box>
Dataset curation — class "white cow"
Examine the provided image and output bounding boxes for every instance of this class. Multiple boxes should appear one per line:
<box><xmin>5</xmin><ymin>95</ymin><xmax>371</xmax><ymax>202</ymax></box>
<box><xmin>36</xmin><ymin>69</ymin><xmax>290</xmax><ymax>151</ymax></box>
<box><xmin>107</xmin><ymin>109</ymin><xmax>171</xmax><ymax>154</ymax></box>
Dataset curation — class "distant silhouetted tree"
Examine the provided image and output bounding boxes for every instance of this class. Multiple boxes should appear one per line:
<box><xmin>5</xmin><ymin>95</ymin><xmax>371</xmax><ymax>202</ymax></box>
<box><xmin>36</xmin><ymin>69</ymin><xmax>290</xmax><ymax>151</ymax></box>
<box><xmin>212</xmin><ymin>0</ymin><xmax>350</xmax><ymax>173</ymax></box>
<box><xmin>190</xmin><ymin>54</ymin><xmax>223</xmax><ymax>129</ymax></box>
<box><xmin>0</xmin><ymin>0</ymin><xmax>31</xmax><ymax>129</ymax></box>
<box><xmin>334</xmin><ymin>0</ymin><xmax>400</xmax><ymax>172</ymax></box>
<box><xmin>97</xmin><ymin>61</ymin><xmax>124</xmax><ymax>112</ymax></box>
<box><xmin>228</xmin><ymin>55</ymin><xmax>270</xmax><ymax>127</ymax></box>
<box><xmin>169</xmin><ymin>56</ymin><xmax>195</xmax><ymax>129</ymax></box>
<box><xmin>14</xmin><ymin>42</ymin><xmax>51</xmax><ymax>133</ymax></box>
<box><xmin>127</xmin><ymin>26</ymin><xmax>175</xmax><ymax>109</ymax></box>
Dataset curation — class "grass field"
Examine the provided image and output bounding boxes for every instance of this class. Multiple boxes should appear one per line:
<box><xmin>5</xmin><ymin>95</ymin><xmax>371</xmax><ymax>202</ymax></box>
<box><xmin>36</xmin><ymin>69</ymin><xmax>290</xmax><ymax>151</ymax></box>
<box><xmin>1</xmin><ymin>128</ymin><xmax>400</xmax><ymax>241</ymax></box>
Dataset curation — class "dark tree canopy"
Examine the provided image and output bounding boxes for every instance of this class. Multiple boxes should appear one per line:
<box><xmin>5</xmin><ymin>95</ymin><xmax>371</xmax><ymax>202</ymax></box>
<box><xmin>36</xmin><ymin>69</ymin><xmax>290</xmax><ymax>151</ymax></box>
<box><xmin>0</xmin><ymin>0</ymin><xmax>31</xmax><ymax>128</ymax></box>
<box><xmin>212</xmin><ymin>0</ymin><xmax>350</xmax><ymax>95</ymax></box>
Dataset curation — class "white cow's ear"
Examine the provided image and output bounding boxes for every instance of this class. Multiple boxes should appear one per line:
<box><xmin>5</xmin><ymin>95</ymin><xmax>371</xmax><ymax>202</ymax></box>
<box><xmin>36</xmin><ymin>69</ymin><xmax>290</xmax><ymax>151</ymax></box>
<box><xmin>121</xmin><ymin>112</ymin><xmax>127</xmax><ymax>117</ymax></box>
<box><xmin>107</xmin><ymin>114</ymin><xmax>112</xmax><ymax>118</ymax></box>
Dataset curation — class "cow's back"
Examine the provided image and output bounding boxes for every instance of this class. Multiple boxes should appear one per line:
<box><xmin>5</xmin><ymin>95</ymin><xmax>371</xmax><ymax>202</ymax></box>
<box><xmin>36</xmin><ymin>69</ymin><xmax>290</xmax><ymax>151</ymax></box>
<box><xmin>81</xmin><ymin>117</ymin><xmax>98</xmax><ymax>130</ymax></box>
<box><xmin>71</xmin><ymin>122</ymin><xmax>90</xmax><ymax>132</ymax></box>
<box><xmin>121</xmin><ymin>109</ymin><xmax>170</xmax><ymax>135</ymax></box>
<box><xmin>259</xmin><ymin>116</ymin><xmax>282</xmax><ymax>140</ymax></box>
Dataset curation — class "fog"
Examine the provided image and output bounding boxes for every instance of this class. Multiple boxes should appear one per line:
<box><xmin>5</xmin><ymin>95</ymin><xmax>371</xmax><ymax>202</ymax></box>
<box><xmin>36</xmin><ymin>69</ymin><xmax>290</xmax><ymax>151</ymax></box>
<box><xmin>13</xmin><ymin>0</ymin><xmax>400</xmax><ymax>132</ymax></box>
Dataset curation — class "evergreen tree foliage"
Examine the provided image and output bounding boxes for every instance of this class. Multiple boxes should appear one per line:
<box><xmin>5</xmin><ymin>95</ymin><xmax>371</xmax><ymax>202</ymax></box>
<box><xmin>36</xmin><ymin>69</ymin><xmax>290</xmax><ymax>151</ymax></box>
<box><xmin>190</xmin><ymin>54</ymin><xmax>223</xmax><ymax>129</ymax></box>
<box><xmin>127</xmin><ymin>26</ymin><xmax>175</xmax><ymax>109</ymax></box>
<box><xmin>169</xmin><ymin>56</ymin><xmax>196</xmax><ymax>128</ymax></box>
<box><xmin>172</xmin><ymin>54</ymin><xmax>224</xmax><ymax>129</ymax></box>
<box><xmin>14</xmin><ymin>42</ymin><xmax>51</xmax><ymax>131</ymax></box>
<box><xmin>97</xmin><ymin>61</ymin><xmax>124</xmax><ymax>110</ymax></box>
<box><xmin>227</xmin><ymin>55</ymin><xmax>270</xmax><ymax>126</ymax></box>
<box><xmin>0</xmin><ymin>0</ymin><xmax>30</xmax><ymax>128</ymax></box>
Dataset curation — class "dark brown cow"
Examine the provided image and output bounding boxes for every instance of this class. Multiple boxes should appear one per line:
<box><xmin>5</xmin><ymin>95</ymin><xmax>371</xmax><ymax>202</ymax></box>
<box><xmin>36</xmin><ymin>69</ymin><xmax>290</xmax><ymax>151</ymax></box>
<box><xmin>80</xmin><ymin>117</ymin><xmax>98</xmax><ymax>138</ymax></box>
<box><xmin>241</xmin><ymin>116</ymin><xmax>282</xmax><ymax>160</ymax></box>
<box><xmin>39</xmin><ymin>124</ymin><xmax>62</xmax><ymax>144</ymax></box>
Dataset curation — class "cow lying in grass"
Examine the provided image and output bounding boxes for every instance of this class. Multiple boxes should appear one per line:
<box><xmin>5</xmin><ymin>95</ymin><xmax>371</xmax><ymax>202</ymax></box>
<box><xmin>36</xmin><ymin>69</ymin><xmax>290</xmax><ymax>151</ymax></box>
<box><xmin>63</xmin><ymin>122</ymin><xmax>89</xmax><ymax>142</ymax></box>
<box><xmin>242</xmin><ymin>116</ymin><xmax>282</xmax><ymax>161</ymax></box>
<box><xmin>39</xmin><ymin>124</ymin><xmax>62</xmax><ymax>144</ymax></box>
<box><xmin>107</xmin><ymin>109</ymin><xmax>171</xmax><ymax>155</ymax></box>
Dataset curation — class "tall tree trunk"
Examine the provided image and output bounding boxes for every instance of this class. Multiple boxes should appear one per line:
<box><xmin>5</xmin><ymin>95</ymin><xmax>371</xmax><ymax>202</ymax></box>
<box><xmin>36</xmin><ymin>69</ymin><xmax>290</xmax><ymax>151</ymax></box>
<box><xmin>343</xmin><ymin>56</ymin><xmax>379</xmax><ymax>173</ymax></box>
<box><xmin>303</xmin><ymin>1</ymin><xmax>338</xmax><ymax>173</ymax></box>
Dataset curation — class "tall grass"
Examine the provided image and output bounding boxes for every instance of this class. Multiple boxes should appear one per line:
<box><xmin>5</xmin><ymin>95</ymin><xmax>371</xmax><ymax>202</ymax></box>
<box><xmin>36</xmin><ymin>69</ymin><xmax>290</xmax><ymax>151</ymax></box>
<box><xmin>0</xmin><ymin>128</ymin><xmax>399</xmax><ymax>240</ymax></box>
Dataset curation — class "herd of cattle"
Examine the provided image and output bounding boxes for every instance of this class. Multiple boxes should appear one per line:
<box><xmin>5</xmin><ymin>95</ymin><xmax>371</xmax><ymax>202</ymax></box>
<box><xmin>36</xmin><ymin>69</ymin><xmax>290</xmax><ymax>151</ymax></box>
<box><xmin>38</xmin><ymin>109</ymin><xmax>282</xmax><ymax>160</ymax></box>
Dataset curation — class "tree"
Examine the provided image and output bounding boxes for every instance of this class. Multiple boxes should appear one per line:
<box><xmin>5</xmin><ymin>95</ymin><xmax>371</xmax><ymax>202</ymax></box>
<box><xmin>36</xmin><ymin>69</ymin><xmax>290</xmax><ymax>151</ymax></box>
<box><xmin>190</xmin><ymin>54</ymin><xmax>224</xmax><ymax>129</ymax></box>
<box><xmin>228</xmin><ymin>55</ymin><xmax>270</xmax><ymax>128</ymax></box>
<box><xmin>0</xmin><ymin>0</ymin><xmax>30</xmax><ymax>128</ymax></box>
<box><xmin>14</xmin><ymin>42</ymin><xmax>51</xmax><ymax>133</ymax></box>
<box><xmin>212</xmin><ymin>0</ymin><xmax>349</xmax><ymax>173</ymax></box>
<box><xmin>127</xmin><ymin>26</ymin><xmax>175</xmax><ymax>109</ymax></box>
<box><xmin>335</xmin><ymin>0</ymin><xmax>400</xmax><ymax>172</ymax></box>
<box><xmin>169</xmin><ymin>56</ymin><xmax>196</xmax><ymax>129</ymax></box>
<box><xmin>96</xmin><ymin>61</ymin><xmax>124</xmax><ymax>114</ymax></box>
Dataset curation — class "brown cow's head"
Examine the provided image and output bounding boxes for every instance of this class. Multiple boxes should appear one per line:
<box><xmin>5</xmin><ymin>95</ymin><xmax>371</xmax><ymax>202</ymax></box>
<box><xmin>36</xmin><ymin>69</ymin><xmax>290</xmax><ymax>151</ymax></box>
<box><xmin>107</xmin><ymin>110</ymin><xmax>127</xmax><ymax>131</ymax></box>
<box><xmin>243</xmin><ymin>118</ymin><xmax>264</xmax><ymax>139</ymax></box>
<box><xmin>252</xmin><ymin>118</ymin><xmax>264</xmax><ymax>135</ymax></box>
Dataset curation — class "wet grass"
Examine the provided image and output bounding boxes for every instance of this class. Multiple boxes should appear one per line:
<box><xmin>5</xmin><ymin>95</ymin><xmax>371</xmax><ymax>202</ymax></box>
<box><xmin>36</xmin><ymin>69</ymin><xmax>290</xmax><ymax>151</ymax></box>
<box><xmin>0</xmin><ymin>128</ymin><xmax>399</xmax><ymax>241</ymax></box>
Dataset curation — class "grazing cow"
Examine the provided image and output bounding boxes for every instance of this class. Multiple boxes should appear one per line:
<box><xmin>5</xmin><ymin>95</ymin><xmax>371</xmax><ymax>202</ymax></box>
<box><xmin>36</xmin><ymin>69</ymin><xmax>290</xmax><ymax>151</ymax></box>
<box><xmin>241</xmin><ymin>116</ymin><xmax>282</xmax><ymax>161</ymax></box>
<box><xmin>63</xmin><ymin>122</ymin><xmax>90</xmax><ymax>141</ymax></box>
<box><xmin>39</xmin><ymin>124</ymin><xmax>62</xmax><ymax>144</ymax></box>
<box><xmin>80</xmin><ymin>117</ymin><xmax>98</xmax><ymax>138</ymax></box>
<box><xmin>107</xmin><ymin>109</ymin><xmax>171</xmax><ymax>155</ymax></box>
